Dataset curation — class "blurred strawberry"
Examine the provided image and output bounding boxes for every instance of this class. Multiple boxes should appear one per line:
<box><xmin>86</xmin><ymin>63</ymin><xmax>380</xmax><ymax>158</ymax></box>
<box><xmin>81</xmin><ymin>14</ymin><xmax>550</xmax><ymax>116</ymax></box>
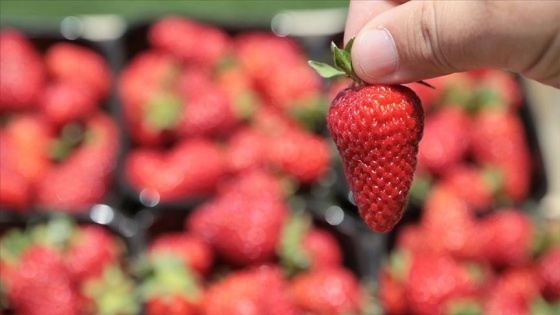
<box><xmin>472</xmin><ymin>69</ymin><xmax>523</xmax><ymax>110</ymax></box>
<box><xmin>0</xmin><ymin>166</ymin><xmax>31</xmax><ymax>210</ymax></box>
<box><xmin>217</xmin><ymin>168</ymin><xmax>285</xmax><ymax>201</ymax></box>
<box><xmin>405</xmin><ymin>254</ymin><xmax>480</xmax><ymax>315</ymax></box>
<box><xmin>267</xmin><ymin>127</ymin><xmax>330</xmax><ymax>184</ymax></box>
<box><xmin>252</xmin><ymin>105</ymin><xmax>300</xmax><ymax>135</ymax></box>
<box><xmin>142</xmin><ymin>255</ymin><xmax>202</xmax><ymax>315</ymax></box>
<box><xmin>148</xmin><ymin>233</ymin><xmax>213</xmax><ymax>276</ymax></box>
<box><xmin>201</xmin><ymin>265</ymin><xmax>298</xmax><ymax>315</ymax></box>
<box><xmin>417</xmin><ymin>106</ymin><xmax>470</xmax><ymax>175</ymax></box>
<box><xmin>45</xmin><ymin>42</ymin><xmax>110</xmax><ymax>101</ymax></box>
<box><xmin>149</xmin><ymin>16</ymin><xmax>230</xmax><ymax>68</ymax></box>
<box><xmin>0</xmin><ymin>29</ymin><xmax>45</xmax><ymax>111</ymax></box>
<box><xmin>394</xmin><ymin>224</ymin><xmax>430</xmax><ymax>255</ymax></box>
<box><xmin>480</xmin><ymin>209</ymin><xmax>534</xmax><ymax>268</ymax></box>
<box><xmin>483</xmin><ymin>266</ymin><xmax>541</xmax><ymax>315</ymax></box>
<box><xmin>470</xmin><ymin>108</ymin><xmax>531</xmax><ymax>202</ymax></box>
<box><xmin>118</xmin><ymin>50</ymin><xmax>183</xmax><ymax>145</ymax></box>
<box><xmin>64</xmin><ymin>225</ymin><xmax>120</xmax><ymax>283</ymax></box>
<box><xmin>224</xmin><ymin>127</ymin><xmax>268</xmax><ymax>174</ymax></box>
<box><xmin>39</xmin><ymin>81</ymin><xmax>98</xmax><ymax>126</ymax></box>
<box><xmin>327</xmin><ymin>77</ymin><xmax>352</xmax><ymax>103</ymax></box>
<box><xmin>290</xmin><ymin>267</ymin><xmax>362</xmax><ymax>315</ymax></box>
<box><xmin>216</xmin><ymin>63</ymin><xmax>260</xmax><ymax>118</ymax></box>
<box><xmin>441</xmin><ymin>164</ymin><xmax>498</xmax><ymax>213</ymax></box>
<box><xmin>36</xmin><ymin>113</ymin><xmax>119</xmax><ymax>212</ymax></box>
<box><xmin>125</xmin><ymin>138</ymin><xmax>224</xmax><ymax>203</ymax></box>
<box><xmin>5</xmin><ymin>245</ymin><xmax>79</xmax><ymax>315</ymax></box>
<box><xmin>404</xmin><ymin>77</ymin><xmax>444</xmax><ymax>111</ymax></box>
<box><xmin>537</xmin><ymin>245</ymin><xmax>560</xmax><ymax>301</ymax></box>
<box><xmin>279</xmin><ymin>212</ymin><xmax>342</xmax><ymax>274</ymax></box>
<box><xmin>186</xmin><ymin>183</ymin><xmax>287</xmax><ymax>266</ymax></box>
<box><xmin>378</xmin><ymin>268</ymin><xmax>407</xmax><ymax>315</ymax></box>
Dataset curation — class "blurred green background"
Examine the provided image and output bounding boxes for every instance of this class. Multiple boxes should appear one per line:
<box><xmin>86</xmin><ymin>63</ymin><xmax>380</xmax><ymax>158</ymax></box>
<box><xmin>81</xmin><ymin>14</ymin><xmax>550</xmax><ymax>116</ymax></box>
<box><xmin>1</xmin><ymin>0</ymin><xmax>348</xmax><ymax>25</ymax></box>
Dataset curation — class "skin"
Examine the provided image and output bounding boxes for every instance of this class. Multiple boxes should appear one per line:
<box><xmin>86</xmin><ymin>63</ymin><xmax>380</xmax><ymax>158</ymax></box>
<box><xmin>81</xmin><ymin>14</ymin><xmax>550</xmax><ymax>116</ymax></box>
<box><xmin>344</xmin><ymin>0</ymin><xmax>560</xmax><ymax>88</ymax></box>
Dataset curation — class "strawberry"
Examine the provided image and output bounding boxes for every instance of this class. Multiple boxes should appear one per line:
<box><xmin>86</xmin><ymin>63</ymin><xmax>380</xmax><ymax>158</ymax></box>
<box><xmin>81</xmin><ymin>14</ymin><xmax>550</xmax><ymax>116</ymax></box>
<box><xmin>470</xmin><ymin>108</ymin><xmax>531</xmax><ymax>202</ymax></box>
<box><xmin>201</xmin><ymin>265</ymin><xmax>298</xmax><ymax>315</ymax></box>
<box><xmin>0</xmin><ymin>166</ymin><xmax>30</xmax><ymax>210</ymax></box>
<box><xmin>290</xmin><ymin>266</ymin><xmax>362</xmax><ymax>315</ymax></box>
<box><xmin>403</xmin><ymin>76</ymin><xmax>444</xmax><ymax>111</ymax></box>
<box><xmin>537</xmin><ymin>245</ymin><xmax>560</xmax><ymax>301</ymax></box>
<box><xmin>215</xmin><ymin>63</ymin><xmax>260</xmax><ymax>118</ymax></box>
<box><xmin>217</xmin><ymin>168</ymin><xmax>285</xmax><ymax>201</ymax></box>
<box><xmin>148</xmin><ymin>233</ymin><xmax>213</xmax><ymax>276</ymax></box>
<box><xmin>5</xmin><ymin>245</ymin><xmax>79</xmax><ymax>315</ymax></box>
<box><xmin>471</xmin><ymin>69</ymin><xmax>523</xmax><ymax>110</ymax></box>
<box><xmin>0</xmin><ymin>29</ymin><xmax>45</xmax><ymax>111</ymax></box>
<box><xmin>118</xmin><ymin>50</ymin><xmax>182</xmax><ymax>145</ymax></box>
<box><xmin>480</xmin><ymin>209</ymin><xmax>534</xmax><ymax>268</ymax></box>
<box><xmin>404</xmin><ymin>254</ymin><xmax>479</xmax><ymax>315</ymax></box>
<box><xmin>416</xmin><ymin>106</ymin><xmax>470</xmax><ymax>175</ymax></box>
<box><xmin>36</xmin><ymin>113</ymin><xmax>119</xmax><ymax>212</ymax></box>
<box><xmin>224</xmin><ymin>127</ymin><xmax>268</xmax><ymax>174</ymax></box>
<box><xmin>125</xmin><ymin>138</ymin><xmax>225</xmax><ymax>203</ymax></box>
<box><xmin>310</xmin><ymin>40</ymin><xmax>424</xmax><ymax>232</ymax></box>
<box><xmin>149</xmin><ymin>16</ymin><xmax>230</xmax><ymax>68</ymax></box>
<box><xmin>441</xmin><ymin>164</ymin><xmax>498</xmax><ymax>213</ymax></box>
<box><xmin>279</xmin><ymin>212</ymin><xmax>342</xmax><ymax>274</ymax></box>
<box><xmin>483</xmin><ymin>266</ymin><xmax>541</xmax><ymax>315</ymax></box>
<box><xmin>378</xmin><ymin>268</ymin><xmax>407</xmax><ymax>315</ymax></box>
<box><xmin>186</xmin><ymin>180</ymin><xmax>288</xmax><ymax>266</ymax></box>
<box><xmin>64</xmin><ymin>225</ymin><xmax>120</xmax><ymax>283</ymax></box>
<box><xmin>44</xmin><ymin>42</ymin><xmax>110</xmax><ymax>101</ymax></box>
<box><xmin>267</xmin><ymin>126</ymin><xmax>331</xmax><ymax>184</ymax></box>
<box><xmin>39</xmin><ymin>81</ymin><xmax>98</xmax><ymax>126</ymax></box>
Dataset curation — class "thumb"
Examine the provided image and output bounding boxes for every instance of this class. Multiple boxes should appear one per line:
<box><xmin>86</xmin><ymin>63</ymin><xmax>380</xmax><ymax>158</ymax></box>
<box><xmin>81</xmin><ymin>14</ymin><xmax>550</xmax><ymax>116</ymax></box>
<box><xmin>350</xmin><ymin>1</ymin><xmax>560</xmax><ymax>86</ymax></box>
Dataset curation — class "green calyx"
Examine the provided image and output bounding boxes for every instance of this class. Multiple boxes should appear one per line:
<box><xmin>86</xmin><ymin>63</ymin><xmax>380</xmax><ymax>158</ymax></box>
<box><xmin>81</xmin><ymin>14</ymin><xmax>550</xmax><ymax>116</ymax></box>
<box><xmin>308</xmin><ymin>38</ymin><xmax>362</xmax><ymax>84</ymax></box>
<box><xmin>49</xmin><ymin>123</ymin><xmax>86</xmax><ymax>162</ymax></box>
<box><xmin>278</xmin><ymin>211</ymin><xmax>313</xmax><ymax>276</ymax></box>
<box><xmin>144</xmin><ymin>92</ymin><xmax>183</xmax><ymax>132</ymax></box>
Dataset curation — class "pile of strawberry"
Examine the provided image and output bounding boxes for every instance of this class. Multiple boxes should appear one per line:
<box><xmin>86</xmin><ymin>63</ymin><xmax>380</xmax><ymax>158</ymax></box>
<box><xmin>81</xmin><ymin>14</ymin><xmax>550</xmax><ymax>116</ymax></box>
<box><xmin>118</xmin><ymin>16</ymin><xmax>331</xmax><ymax>204</ymax></box>
<box><xmin>374</xmin><ymin>71</ymin><xmax>560</xmax><ymax>314</ymax></box>
<box><xmin>0</xmin><ymin>29</ymin><xmax>118</xmax><ymax>212</ymax></box>
<box><xmin>0</xmin><ymin>217</ymin><xmax>138</xmax><ymax>314</ymax></box>
<box><xmin>138</xmin><ymin>169</ymin><xmax>369</xmax><ymax>314</ymax></box>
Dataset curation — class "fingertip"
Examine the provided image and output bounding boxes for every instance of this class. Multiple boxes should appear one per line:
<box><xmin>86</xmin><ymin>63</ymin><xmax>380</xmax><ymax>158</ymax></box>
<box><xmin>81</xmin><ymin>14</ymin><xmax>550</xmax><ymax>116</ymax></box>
<box><xmin>351</xmin><ymin>27</ymin><xmax>399</xmax><ymax>83</ymax></box>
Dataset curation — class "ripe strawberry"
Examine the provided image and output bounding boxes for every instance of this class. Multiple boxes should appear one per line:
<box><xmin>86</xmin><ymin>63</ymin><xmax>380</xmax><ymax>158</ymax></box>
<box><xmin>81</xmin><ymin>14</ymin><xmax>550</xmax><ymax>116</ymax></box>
<box><xmin>310</xmin><ymin>40</ymin><xmax>424</xmax><ymax>232</ymax></box>
<box><xmin>472</xmin><ymin>69</ymin><xmax>523</xmax><ymax>110</ymax></box>
<box><xmin>0</xmin><ymin>29</ymin><xmax>45</xmax><ymax>111</ymax></box>
<box><xmin>148</xmin><ymin>233</ymin><xmax>213</xmax><ymax>276</ymax></box>
<box><xmin>64</xmin><ymin>225</ymin><xmax>120</xmax><ymax>282</ymax></box>
<box><xmin>186</xmin><ymin>182</ymin><xmax>287</xmax><ymax>266</ymax></box>
<box><xmin>441</xmin><ymin>164</ymin><xmax>497</xmax><ymax>213</ymax></box>
<box><xmin>483</xmin><ymin>266</ymin><xmax>541</xmax><ymax>315</ymax></box>
<box><xmin>224</xmin><ymin>127</ymin><xmax>268</xmax><ymax>174</ymax></box>
<box><xmin>39</xmin><ymin>81</ymin><xmax>98</xmax><ymax>126</ymax></box>
<box><xmin>404</xmin><ymin>254</ymin><xmax>479</xmax><ymax>315</ymax></box>
<box><xmin>118</xmin><ymin>50</ymin><xmax>182</xmax><ymax>145</ymax></box>
<box><xmin>36</xmin><ymin>113</ymin><xmax>119</xmax><ymax>212</ymax></box>
<box><xmin>378</xmin><ymin>268</ymin><xmax>407</xmax><ymax>315</ymax></box>
<box><xmin>394</xmin><ymin>224</ymin><xmax>430</xmax><ymax>255</ymax></box>
<box><xmin>201</xmin><ymin>265</ymin><xmax>298</xmax><ymax>315</ymax></box>
<box><xmin>480</xmin><ymin>209</ymin><xmax>534</xmax><ymax>268</ymax></box>
<box><xmin>470</xmin><ymin>108</ymin><xmax>531</xmax><ymax>202</ymax></box>
<box><xmin>537</xmin><ymin>245</ymin><xmax>560</xmax><ymax>300</ymax></box>
<box><xmin>290</xmin><ymin>266</ymin><xmax>362</xmax><ymax>314</ymax></box>
<box><xmin>125</xmin><ymin>138</ymin><xmax>225</xmax><ymax>202</ymax></box>
<box><xmin>217</xmin><ymin>168</ymin><xmax>285</xmax><ymax>201</ymax></box>
<box><xmin>0</xmin><ymin>165</ymin><xmax>31</xmax><ymax>210</ymax></box>
<box><xmin>5</xmin><ymin>245</ymin><xmax>79</xmax><ymax>315</ymax></box>
<box><xmin>417</xmin><ymin>106</ymin><xmax>470</xmax><ymax>175</ymax></box>
<box><xmin>146</xmin><ymin>294</ymin><xmax>198</xmax><ymax>315</ymax></box>
<box><xmin>267</xmin><ymin>126</ymin><xmax>330</xmax><ymax>184</ymax></box>
<box><xmin>403</xmin><ymin>76</ymin><xmax>443</xmax><ymax>111</ymax></box>
<box><xmin>301</xmin><ymin>228</ymin><xmax>343</xmax><ymax>269</ymax></box>
<box><xmin>45</xmin><ymin>42</ymin><xmax>110</xmax><ymax>101</ymax></box>
<box><xmin>149</xmin><ymin>16</ymin><xmax>230</xmax><ymax>68</ymax></box>
<box><xmin>215</xmin><ymin>63</ymin><xmax>261</xmax><ymax>118</ymax></box>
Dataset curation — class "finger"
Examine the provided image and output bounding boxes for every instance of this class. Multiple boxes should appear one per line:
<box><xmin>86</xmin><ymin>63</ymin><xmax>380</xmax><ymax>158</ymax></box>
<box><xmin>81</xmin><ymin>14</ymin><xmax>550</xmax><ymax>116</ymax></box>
<box><xmin>344</xmin><ymin>0</ymin><xmax>398</xmax><ymax>44</ymax></box>
<box><xmin>350</xmin><ymin>0</ymin><xmax>560</xmax><ymax>87</ymax></box>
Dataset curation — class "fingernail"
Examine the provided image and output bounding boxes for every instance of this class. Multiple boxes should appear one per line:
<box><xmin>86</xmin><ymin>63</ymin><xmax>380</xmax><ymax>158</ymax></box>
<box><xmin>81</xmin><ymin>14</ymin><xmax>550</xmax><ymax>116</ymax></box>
<box><xmin>354</xmin><ymin>28</ymin><xmax>398</xmax><ymax>79</ymax></box>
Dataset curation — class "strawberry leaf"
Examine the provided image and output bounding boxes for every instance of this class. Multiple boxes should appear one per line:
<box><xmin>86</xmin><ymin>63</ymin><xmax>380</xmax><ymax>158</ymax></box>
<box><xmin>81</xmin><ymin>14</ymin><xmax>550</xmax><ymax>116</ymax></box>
<box><xmin>308</xmin><ymin>61</ymin><xmax>346</xmax><ymax>78</ymax></box>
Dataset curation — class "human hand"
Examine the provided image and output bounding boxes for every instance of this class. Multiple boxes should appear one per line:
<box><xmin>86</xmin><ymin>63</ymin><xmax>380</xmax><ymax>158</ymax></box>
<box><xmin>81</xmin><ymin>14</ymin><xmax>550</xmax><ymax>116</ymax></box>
<box><xmin>344</xmin><ymin>0</ymin><xmax>560</xmax><ymax>88</ymax></box>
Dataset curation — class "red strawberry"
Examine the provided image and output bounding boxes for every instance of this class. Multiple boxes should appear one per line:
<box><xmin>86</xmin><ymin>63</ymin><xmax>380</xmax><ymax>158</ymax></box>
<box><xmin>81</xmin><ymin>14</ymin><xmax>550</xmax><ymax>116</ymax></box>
<box><xmin>5</xmin><ymin>245</ymin><xmax>79</xmax><ymax>315</ymax></box>
<box><xmin>0</xmin><ymin>165</ymin><xmax>31</xmax><ymax>210</ymax></box>
<box><xmin>472</xmin><ymin>69</ymin><xmax>523</xmax><ymax>110</ymax></box>
<box><xmin>146</xmin><ymin>294</ymin><xmax>198</xmax><ymax>315</ymax></box>
<box><xmin>301</xmin><ymin>228</ymin><xmax>343</xmax><ymax>269</ymax></box>
<box><xmin>125</xmin><ymin>138</ymin><xmax>224</xmax><ymax>202</ymax></box>
<box><xmin>224</xmin><ymin>127</ymin><xmax>268</xmax><ymax>174</ymax></box>
<box><xmin>39</xmin><ymin>81</ymin><xmax>98</xmax><ymax>126</ymax></box>
<box><xmin>404</xmin><ymin>254</ymin><xmax>479</xmax><ymax>315</ymax></box>
<box><xmin>403</xmin><ymin>76</ymin><xmax>443</xmax><ymax>111</ymax></box>
<box><xmin>290</xmin><ymin>267</ymin><xmax>362</xmax><ymax>315</ymax></box>
<box><xmin>417</xmin><ymin>106</ymin><xmax>470</xmax><ymax>175</ymax></box>
<box><xmin>0</xmin><ymin>29</ymin><xmax>45</xmax><ymax>111</ymax></box>
<box><xmin>537</xmin><ymin>245</ymin><xmax>560</xmax><ymax>300</ymax></box>
<box><xmin>480</xmin><ymin>209</ymin><xmax>534</xmax><ymax>268</ymax></box>
<box><xmin>149</xmin><ymin>16</ymin><xmax>230</xmax><ymax>68</ymax></box>
<box><xmin>148</xmin><ymin>233</ymin><xmax>213</xmax><ymax>276</ymax></box>
<box><xmin>64</xmin><ymin>225</ymin><xmax>120</xmax><ymax>282</ymax></box>
<box><xmin>186</xmin><ymin>184</ymin><xmax>287</xmax><ymax>266</ymax></box>
<box><xmin>378</xmin><ymin>268</ymin><xmax>407</xmax><ymax>315</ymax></box>
<box><xmin>45</xmin><ymin>42</ymin><xmax>110</xmax><ymax>101</ymax></box>
<box><xmin>441</xmin><ymin>164</ymin><xmax>497</xmax><ymax>213</ymax></box>
<box><xmin>217</xmin><ymin>168</ymin><xmax>285</xmax><ymax>201</ymax></box>
<box><xmin>394</xmin><ymin>224</ymin><xmax>430</xmax><ymax>255</ymax></box>
<box><xmin>201</xmin><ymin>265</ymin><xmax>298</xmax><ymax>315</ymax></box>
<box><xmin>311</xmin><ymin>41</ymin><xmax>424</xmax><ymax>232</ymax></box>
<box><xmin>36</xmin><ymin>113</ymin><xmax>119</xmax><ymax>211</ymax></box>
<box><xmin>216</xmin><ymin>64</ymin><xmax>261</xmax><ymax>118</ymax></box>
<box><xmin>118</xmin><ymin>50</ymin><xmax>182</xmax><ymax>145</ymax></box>
<box><xmin>470</xmin><ymin>108</ymin><xmax>531</xmax><ymax>202</ymax></box>
<box><xmin>483</xmin><ymin>266</ymin><xmax>541</xmax><ymax>315</ymax></box>
<box><xmin>267</xmin><ymin>126</ymin><xmax>331</xmax><ymax>184</ymax></box>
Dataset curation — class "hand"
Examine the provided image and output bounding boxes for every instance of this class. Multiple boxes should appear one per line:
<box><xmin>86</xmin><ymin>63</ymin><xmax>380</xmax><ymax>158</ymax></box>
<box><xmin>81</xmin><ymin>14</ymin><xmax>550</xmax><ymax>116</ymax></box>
<box><xmin>344</xmin><ymin>0</ymin><xmax>560</xmax><ymax>88</ymax></box>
